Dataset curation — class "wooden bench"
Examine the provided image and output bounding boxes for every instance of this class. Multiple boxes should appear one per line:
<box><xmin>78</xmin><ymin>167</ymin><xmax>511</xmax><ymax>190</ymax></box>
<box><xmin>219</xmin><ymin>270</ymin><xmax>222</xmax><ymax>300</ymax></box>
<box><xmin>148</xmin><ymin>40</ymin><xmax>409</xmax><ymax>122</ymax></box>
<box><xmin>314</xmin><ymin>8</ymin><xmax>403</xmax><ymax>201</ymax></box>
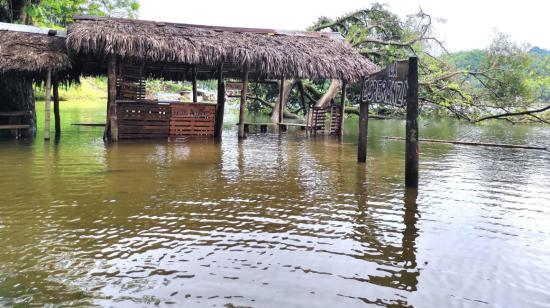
<box><xmin>0</xmin><ymin>111</ymin><xmax>31</xmax><ymax>138</ymax></box>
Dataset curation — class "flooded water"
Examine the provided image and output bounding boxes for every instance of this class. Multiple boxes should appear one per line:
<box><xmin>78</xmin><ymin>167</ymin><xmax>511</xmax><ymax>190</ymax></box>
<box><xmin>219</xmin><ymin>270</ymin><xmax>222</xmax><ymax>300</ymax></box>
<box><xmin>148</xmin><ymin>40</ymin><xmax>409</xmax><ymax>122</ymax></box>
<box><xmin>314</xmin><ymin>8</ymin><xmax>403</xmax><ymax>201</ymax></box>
<box><xmin>0</xmin><ymin>101</ymin><xmax>549</xmax><ymax>307</ymax></box>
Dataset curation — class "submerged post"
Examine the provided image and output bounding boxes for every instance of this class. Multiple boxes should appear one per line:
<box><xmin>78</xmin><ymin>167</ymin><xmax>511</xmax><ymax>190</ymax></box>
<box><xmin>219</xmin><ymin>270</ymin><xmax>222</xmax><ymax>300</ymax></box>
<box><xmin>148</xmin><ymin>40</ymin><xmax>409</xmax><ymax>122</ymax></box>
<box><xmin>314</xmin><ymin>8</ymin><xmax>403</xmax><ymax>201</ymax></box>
<box><xmin>44</xmin><ymin>69</ymin><xmax>51</xmax><ymax>140</ymax></box>
<box><xmin>238</xmin><ymin>65</ymin><xmax>249</xmax><ymax>139</ymax></box>
<box><xmin>278</xmin><ymin>76</ymin><xmax>284</xmax><ymax>125</ymax></box>
<box><xmin>107</xmin><ymin>55</ymin><xmax>118</xmax><ymax>141</ymax></box>
<box><xmin>405</xmin><ymin>57</ymin><xmax>419</xmax><ymax>187</ymax></box>
<box><xmin>192</xmin><ymin>66</ymin><xmax>198</xmax><ymax>103</ymax></box>
<box><xmin>357</xmin><ymin>100</ymin><xmax>369</xmax><ymax>162</ymax></box>
<box><xmin>53</xmin><ymin>79</ymin><xmax>60</xmax><ymax>140</ymax></box>
<box><xmin>214</xmin><ymin>64</ymin><xmax>225</xmax><ymax>138</ymax></box>
<box><xmin>339</xmin><ymin>81</ymin><xmax>347</xmax><ymax>137</ymax></box>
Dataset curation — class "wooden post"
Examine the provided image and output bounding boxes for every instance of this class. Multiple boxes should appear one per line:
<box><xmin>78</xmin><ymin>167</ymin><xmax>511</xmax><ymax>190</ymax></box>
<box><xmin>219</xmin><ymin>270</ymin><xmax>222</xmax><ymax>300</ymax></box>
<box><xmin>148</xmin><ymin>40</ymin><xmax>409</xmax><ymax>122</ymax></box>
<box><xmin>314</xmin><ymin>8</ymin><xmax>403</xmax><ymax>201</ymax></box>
<box><xmin>103</xmin><ymin>78</ymin><xmax>111</xmax><ymax>141</ymax></box>
<box><xmin>339</xmin><ymin>81</ymin><xmax>347</xmax><ymax>137</ymax></box>
<box><xmin>278</xmin><ymin>76</ymin><xmax>284</xmax><ymax>124</ymax></box>
<box><xmin>405</xmin><ymin>57</ymin><xmax>419</xmax><ymax>187</ymax></box>
<box><xmin>214</xmin><ymin>64</ymin><xmax>225</xmax><ymax>138</ymax></box>
<box><xmin>238</xmin><ymin>65</ymin><xmax>249</xmax><ymax>139</ymax></box>
<box><xmin>53</xmin><ymin>79</ymin><xmax>60</xmax><ymax>140</ymax></box>
<box><xmin>107</xmin><ymin>56</ymin><xmax>118</xmax><ymax>141</ymax></box>
<box><xmin>357</xmin><ymin>100</ymin><xmax>369</xmax><ymax>162</ymax></box>
<box><xmin>192</xmin><ymin>66</ymin><xmax>198</xmax><ymax>103</ymax></box>
<box><xmin>44</xmin><ymin>69</ymin><xmax>51</xmax><ymax>140</ymax></box>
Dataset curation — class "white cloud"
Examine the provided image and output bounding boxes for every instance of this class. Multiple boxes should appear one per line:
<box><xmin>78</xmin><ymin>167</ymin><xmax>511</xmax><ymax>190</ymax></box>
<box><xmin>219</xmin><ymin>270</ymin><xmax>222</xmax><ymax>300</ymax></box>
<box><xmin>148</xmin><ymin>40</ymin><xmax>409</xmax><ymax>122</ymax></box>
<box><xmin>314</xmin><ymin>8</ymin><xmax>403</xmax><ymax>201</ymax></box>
<box><xmin>138</xmin><ymin>0</ymin><xmax>549</xmax><ymax>51</ymax></box>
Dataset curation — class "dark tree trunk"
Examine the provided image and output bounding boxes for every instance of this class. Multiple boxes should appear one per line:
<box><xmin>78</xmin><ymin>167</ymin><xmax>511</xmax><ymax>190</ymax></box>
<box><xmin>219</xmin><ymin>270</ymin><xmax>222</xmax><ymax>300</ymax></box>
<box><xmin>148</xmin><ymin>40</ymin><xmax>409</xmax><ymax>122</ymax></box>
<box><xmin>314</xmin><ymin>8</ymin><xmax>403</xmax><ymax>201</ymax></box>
<box><xmin>0</xmin><ymin>76</ymin><xmax>36</xmax><ymax>138</ymax></box>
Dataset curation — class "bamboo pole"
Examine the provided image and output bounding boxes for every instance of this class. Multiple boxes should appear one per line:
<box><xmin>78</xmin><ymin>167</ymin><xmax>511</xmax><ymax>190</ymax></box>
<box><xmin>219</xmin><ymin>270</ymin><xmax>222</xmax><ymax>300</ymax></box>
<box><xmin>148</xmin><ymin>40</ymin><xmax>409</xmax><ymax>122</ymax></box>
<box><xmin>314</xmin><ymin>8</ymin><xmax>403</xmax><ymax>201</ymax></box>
<box><xmin>53</xmin><ymin>79</ymin><xmax>60</xmax><ymax>140</ymax></box>
<box><xmin>238</xmin><ymin>65</ymin><xmax>249</xmax><ymax>139</ymax></box>
<box><xmin>44</xmin><ymin>69</ymin><xmax>51</xmax><ymax>140</ymax></box>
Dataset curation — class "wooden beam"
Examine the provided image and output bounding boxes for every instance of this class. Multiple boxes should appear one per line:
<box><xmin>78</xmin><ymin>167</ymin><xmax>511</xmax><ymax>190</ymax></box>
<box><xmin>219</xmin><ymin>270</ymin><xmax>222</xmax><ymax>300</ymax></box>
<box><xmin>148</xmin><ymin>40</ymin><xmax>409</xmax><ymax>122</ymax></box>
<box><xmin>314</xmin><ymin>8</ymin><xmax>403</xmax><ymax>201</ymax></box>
<box><xmin>405</xmin><ymin>57</ymin><xmax>419</xmax><ymax>187</ymax></box>
<box><xmin>385</xmin><ymin>136</ymin><xmax>547</xmax><ymax>150</ymax></box>
<box><xmin>357</xmin><ymin>100</ymin><xmax>369</xmax><ymax>162</ymax></box>
<box><xmin>107</xmin><ymin>55</ymin><xmax>118</xmax><ymax>141</ymax></box>
<box><xmin>53</xmin><ymin>79</ymin><xmax>60</xmax><ymax>140</ymax></box>
<box><xmin>297</xmin><ymin>80</ymin><xmax>307</xmax><ymax>115</ymax></box>
<box><xmin>192</xmin><ymin>66</ymin><xmax>198</xmax><ymax>103</ymax></box>
<box><xmin>278</xmin><ymin>76</ymin><xmax>284</xmax><ymax>124</ymax></box>
<box><xmin>238</xmin><ymin>65</ymin><xmax>249</xmax><ymax>139</ymax></box>
<box><xmin>44</xmin><ymin>69</ymin><xmax>51</xmax><ymax>140</ymax></box>
<box><xmin>339</xmin><ymin>81</ymin><xmax>346</xmax><ymax>137</ymax></box>
<box><xmin>103</xmin><ymin>81</ymin><xmax>111</xmax><ymax>140</ymax></box>
<box><xmin>214</xmin><ymin>64</ymin><xmax>225</xmax><ymax>138</ymax></box>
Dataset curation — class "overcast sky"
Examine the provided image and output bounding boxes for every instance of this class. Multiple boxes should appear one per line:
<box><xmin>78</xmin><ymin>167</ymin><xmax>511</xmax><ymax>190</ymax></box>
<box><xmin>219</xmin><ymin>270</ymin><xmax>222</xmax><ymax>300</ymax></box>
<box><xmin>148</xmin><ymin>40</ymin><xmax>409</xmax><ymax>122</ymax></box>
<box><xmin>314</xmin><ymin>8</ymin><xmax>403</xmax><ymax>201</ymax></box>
<box><xmin>139</xmin><ymin>0</ymin><xmax>548</xmax><ymax>52</ymax></box>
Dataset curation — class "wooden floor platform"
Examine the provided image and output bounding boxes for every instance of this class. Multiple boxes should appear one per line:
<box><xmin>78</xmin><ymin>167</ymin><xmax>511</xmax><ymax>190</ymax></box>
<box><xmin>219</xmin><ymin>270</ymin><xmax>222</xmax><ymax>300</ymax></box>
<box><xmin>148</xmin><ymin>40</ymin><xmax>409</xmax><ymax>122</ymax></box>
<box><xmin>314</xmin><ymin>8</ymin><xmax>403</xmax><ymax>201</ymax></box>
<box><xmin>0</xmin><ymin>124</ymin><xmax>30</xmax><ymax>130</ymax></box>
<box><xmin>236</xmin><ymin>122</ymin><xmax>308</xmax><ymax>132</ymax></box>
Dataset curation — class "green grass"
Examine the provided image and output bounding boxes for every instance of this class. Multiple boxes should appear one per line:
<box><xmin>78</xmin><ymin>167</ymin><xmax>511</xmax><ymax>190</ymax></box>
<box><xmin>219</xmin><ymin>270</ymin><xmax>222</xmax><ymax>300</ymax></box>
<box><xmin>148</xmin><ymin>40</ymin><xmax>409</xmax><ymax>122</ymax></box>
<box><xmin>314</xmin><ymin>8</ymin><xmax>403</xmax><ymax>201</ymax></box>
<box><xmin>35</xmin><ymin>77</ymin><xmax>107</xmax><ymax>102</ymax></box>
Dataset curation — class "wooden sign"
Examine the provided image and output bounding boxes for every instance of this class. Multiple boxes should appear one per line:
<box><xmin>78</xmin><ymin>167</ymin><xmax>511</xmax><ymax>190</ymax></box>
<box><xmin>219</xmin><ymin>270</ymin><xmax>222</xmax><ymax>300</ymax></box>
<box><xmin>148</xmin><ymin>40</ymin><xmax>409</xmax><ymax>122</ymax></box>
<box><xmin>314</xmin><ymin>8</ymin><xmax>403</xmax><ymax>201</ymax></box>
<box><xmin>361</xmin><ymin>60</ymin><xmax>409</xmax><ymax>107</ymax></box>
<box><xmin>226</xmin><ymin>82</ymin><xmax>244</xmax><ymax>91</ymax></box>
<box><xmin>358</xmin><ymin>57</ymin><xmax>419</xmax><ymax>188</ymax></box>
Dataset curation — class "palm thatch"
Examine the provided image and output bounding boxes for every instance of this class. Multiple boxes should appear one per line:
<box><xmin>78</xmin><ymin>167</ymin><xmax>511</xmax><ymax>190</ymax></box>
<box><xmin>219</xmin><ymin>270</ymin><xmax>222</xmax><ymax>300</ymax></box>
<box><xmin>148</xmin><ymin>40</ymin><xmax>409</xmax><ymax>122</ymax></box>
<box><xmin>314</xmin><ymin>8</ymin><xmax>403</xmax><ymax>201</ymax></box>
<box><xmin>67</xmin><ymin>16</ymin><xmax>378</xmax><ymax>82</ymax></box>
<box><xmin>0</xmin><ymin>30</ymin><xmax>73</xmax><ymax>80</ymax></box>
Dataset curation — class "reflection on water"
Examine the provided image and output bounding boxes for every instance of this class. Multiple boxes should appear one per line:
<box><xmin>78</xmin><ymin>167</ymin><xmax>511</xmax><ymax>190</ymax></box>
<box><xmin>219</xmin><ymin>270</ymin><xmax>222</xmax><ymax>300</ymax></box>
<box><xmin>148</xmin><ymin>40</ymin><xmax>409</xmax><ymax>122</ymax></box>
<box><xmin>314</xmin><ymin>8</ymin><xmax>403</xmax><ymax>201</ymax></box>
<box><xmin>0</xmin><ymin>101</ymin><xmax>549</xmax><ymax>306</ymax></box>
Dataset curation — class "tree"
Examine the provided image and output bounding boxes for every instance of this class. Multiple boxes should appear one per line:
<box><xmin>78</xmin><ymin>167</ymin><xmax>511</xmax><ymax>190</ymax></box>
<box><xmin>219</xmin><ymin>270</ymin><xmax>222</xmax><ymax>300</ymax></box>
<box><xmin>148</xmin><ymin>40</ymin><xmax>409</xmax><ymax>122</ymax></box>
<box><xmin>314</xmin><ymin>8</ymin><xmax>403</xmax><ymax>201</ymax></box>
<box><xmin>26</xmin><ymin>0</ymin><xmax>139</xmax><ymax>28</ymax></box>
<box><xmin>311</xmin><ymin>3</ymin><xmax>549</xmax><ymax>124</ymax></box>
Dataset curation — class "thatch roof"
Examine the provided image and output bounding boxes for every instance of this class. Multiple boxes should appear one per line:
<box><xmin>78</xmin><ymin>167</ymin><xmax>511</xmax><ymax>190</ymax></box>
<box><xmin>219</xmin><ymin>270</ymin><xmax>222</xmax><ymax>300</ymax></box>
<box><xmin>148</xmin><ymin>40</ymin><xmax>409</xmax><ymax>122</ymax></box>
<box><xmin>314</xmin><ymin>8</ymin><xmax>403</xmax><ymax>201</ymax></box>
<box><xmin>0</xmin><ymin>30</ymin><xmax>73</xmax><ymax>79</ymax></box>
<box><xmin>67</xmin><ymin>16</ymin><xmax>378</xmax><ymax>82</ymax></box>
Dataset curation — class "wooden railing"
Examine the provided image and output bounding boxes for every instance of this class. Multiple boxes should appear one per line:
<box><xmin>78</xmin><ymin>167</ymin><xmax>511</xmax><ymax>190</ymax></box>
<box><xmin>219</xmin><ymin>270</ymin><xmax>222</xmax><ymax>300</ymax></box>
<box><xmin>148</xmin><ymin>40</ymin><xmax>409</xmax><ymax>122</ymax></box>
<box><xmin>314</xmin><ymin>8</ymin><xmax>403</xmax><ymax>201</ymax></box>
<box><xmin>116</xmin><ymin>100</ymin><xmax>216</xmax><ymax>139</ymax></box>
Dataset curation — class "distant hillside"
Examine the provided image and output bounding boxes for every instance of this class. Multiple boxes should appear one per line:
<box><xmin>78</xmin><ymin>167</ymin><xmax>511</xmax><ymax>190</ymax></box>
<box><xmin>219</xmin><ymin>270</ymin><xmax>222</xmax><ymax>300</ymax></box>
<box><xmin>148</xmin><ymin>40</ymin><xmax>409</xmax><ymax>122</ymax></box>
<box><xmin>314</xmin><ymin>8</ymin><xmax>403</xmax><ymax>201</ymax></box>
<box><xmin>445</xmin><ymin>49</ymin><xmax>485</xmax><ymax>70</ymax></box>
<box><xmin>447</xmin><ymin>47</ymin><xmax>549</xmax><ymax>71</ymax></box>
<box><xmin>530</xmin><ymin>47</ymin><xmax>550</xmax><ymax>56</ymax></box>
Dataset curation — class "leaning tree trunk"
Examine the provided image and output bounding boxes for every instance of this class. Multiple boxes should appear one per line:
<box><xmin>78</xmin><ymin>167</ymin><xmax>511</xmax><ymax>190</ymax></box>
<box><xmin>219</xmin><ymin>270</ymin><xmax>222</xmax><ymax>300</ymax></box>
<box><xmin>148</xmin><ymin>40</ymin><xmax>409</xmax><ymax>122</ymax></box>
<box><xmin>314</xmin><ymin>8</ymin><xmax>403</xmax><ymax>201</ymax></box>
<box><xmin>271</xmin><ymin>79</ymin><xmax>295</xmax><ymax>123</ymax></box>
<box><xmin>0</xmin><ymin>76</ymin><xmax>36</xmax><ymax>138</ymax></box>
<box><xmin>307</xmin><ymin>79</ymin><xmax>341</xmax><ymax>125</ymax></box>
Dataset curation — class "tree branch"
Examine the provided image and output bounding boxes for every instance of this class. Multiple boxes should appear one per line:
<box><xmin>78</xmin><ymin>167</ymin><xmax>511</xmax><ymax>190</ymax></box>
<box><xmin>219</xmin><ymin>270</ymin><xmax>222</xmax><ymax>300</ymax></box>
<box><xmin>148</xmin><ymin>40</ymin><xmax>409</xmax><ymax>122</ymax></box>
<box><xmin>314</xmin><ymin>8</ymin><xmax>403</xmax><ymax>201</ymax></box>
<box><xmin>473</xmin><ymin>104</ymin><xmax>550</xmax><ymax>123</ymax></box>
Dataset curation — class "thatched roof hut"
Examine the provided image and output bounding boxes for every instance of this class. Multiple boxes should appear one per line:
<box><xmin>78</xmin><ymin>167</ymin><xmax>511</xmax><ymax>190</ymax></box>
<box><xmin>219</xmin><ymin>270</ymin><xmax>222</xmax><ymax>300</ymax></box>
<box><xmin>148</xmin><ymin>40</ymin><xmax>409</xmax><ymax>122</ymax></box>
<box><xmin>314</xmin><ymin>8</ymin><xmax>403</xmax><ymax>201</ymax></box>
<box><xmin>0</xmin><ymin>28</ymin><xmax>74</xmax><ymax>81</ymax></box>
<box><xmin>67</xmin><ymin>16</ymin><xmax>378</xmax><ymax>82</ymax></box>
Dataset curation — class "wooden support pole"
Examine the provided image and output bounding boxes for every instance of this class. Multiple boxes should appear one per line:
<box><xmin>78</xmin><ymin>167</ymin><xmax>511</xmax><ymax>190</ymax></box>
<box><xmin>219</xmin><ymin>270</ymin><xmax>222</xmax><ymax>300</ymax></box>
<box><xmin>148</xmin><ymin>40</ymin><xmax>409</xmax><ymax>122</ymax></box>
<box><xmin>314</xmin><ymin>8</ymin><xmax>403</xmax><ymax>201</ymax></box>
<box><xmin>298</xmin><ymin>80</ymin><xmax>307</xmax><ymax>115</ymax></box>
<box><xmin>53</xmin><ymin>79</ymin><xmax>60</xmax><ymax>140</ymax></box>
<box><xmin>44</xmin><ymin>69</ymin><xmax>51</xmax><ymax>140</ymax></box>
<box><xmin>214</xmin><ymin>64</ymin><xmax>225</xmax><ymax>138</ymax></box>
<box><xmin>107</xmin><ymin>55</ymin><xmax>118</xmax><ymax>142</ymax></box>
<box><xmin>103</xmin><ymin>79</ymin><xmax>111</xmax><ymax>141</ymax></box>
<box><xmin>238</xmin><ymin>65</ymin><xmax>249</xmax><ymax>139</ymax></box>
<box><xmin>405</xmin><ymin>57</ymin><xmax>419</xmax><ymax>187</ymax></box>
<box><xmin>339</xmin><ymin>81</ymin><xmax>347</xmax><ymax>137</ymax></box>
<box><xmin>357</xmin><ymin>100</ymin><xmax>369</xmax><ymax>162</ymax></box>
<box><xmin>278</xmin><ymin>76</ymin><xmax>284</xmax><ymax>124</ymax></box>
<box><xmin>192</xmin><ymin>66</ymin><xmax>198</xmax><ymax>103</ymax></box>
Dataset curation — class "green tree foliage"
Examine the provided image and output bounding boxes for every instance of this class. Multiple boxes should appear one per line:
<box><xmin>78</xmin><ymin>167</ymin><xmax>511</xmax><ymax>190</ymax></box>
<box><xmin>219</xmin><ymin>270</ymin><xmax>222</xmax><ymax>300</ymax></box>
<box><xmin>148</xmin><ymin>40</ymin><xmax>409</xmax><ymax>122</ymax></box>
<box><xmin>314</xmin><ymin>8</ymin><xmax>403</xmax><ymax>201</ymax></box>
<box><xmin>26</xmin><ymin>0</ymin><xmax>139</xmax><ymax>28</ymax></box>
<box><xmin>312</xmin><ymin>3</ymin><xmax>549</xmax><ymax>123</ymax></box>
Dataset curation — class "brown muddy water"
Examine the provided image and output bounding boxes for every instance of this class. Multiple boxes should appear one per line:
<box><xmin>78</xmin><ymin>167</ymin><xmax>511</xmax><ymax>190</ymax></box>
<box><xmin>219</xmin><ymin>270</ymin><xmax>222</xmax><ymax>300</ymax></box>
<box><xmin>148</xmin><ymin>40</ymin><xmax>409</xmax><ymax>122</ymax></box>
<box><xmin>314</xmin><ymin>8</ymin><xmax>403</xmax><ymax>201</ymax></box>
<box><xmin>0</xmin><ymin>102</ymin><xmax>549</xmax><ymax>307</ymax></box>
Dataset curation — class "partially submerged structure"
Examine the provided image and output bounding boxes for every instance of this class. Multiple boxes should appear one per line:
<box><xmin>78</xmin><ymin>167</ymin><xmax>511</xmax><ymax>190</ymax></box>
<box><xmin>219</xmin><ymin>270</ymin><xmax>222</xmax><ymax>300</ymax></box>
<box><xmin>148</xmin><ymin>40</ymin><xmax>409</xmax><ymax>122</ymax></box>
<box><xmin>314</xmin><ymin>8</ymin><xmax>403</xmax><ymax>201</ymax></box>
<box><xmin>0</xmin><ymin>23</ymin><xmax>74</xmax><ymax>139</ymax></box>
<box><xmin>66</xmin><ymin>16</ymin><xmax>378</xmax><ymax>141</ymax></box>
<box><xmin>0</xmin><ymin>16</ymin><xmax>377</xmax><ymax>141</ymax></box>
